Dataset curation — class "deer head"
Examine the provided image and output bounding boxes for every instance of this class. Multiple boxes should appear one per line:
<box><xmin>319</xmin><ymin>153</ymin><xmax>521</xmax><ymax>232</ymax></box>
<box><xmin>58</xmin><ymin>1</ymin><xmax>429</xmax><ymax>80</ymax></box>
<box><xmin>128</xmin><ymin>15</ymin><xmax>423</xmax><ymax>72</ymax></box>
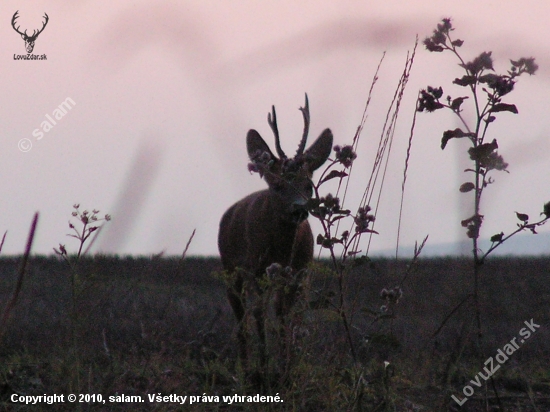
<box><xmin>12</xmin><ymin>11</ymin><xmax>49</xmax><ymax>54</ymax></box>
<box><xmin>247</xmin><ymin>94</ymin><xmax>333</xmax><ymax>224</ymax></box>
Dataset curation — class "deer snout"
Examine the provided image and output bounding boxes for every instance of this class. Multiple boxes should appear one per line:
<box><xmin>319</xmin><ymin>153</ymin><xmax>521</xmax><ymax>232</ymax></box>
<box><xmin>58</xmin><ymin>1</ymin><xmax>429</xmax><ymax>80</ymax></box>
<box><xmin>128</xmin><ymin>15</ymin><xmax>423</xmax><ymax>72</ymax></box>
<box><xmin>288</xmin><ymin>201</ymin><xmax>309</xmax><ymax>223</ymax></box>
<box><xmin>286</xmin><ymin>181</ymin><xmax>313</xmax><ymax>223</ymax></box>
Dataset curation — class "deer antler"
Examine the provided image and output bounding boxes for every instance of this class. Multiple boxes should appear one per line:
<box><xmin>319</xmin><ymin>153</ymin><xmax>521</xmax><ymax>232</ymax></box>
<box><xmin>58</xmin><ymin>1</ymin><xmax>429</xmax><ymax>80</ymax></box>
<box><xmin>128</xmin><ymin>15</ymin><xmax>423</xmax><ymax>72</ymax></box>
<box><xmin>11</xmin><ymin>11</ymin><xmax>48</xmax><ymax>39</ymax></box>
<box><xmin>34</xmin><ymin>13</ymin><xmax>49</xmax><ymax>38</ymax></box>
<box><xmin>296</xmin><ymin>93</ymin><xmax>310</xmax><ymax>156</ymax></box>
<box><xmin>268</xmin><ymin>105</ymin><xmax>287</xmax><ymax>159</ymax></box>
<box><xmin>11</xmin><ymin>11</ymin><xmax>25</xmax><ymax>36</ymax></box>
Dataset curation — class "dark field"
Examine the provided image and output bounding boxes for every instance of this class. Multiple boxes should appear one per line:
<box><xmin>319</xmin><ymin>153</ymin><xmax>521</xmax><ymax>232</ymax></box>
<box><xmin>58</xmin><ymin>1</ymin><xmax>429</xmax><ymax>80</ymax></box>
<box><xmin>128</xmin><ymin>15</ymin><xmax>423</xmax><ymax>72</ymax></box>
<box><xmin>0</xmin><ymin>256</ymin><xmax>548</xmax><ymax>411</ymax></box>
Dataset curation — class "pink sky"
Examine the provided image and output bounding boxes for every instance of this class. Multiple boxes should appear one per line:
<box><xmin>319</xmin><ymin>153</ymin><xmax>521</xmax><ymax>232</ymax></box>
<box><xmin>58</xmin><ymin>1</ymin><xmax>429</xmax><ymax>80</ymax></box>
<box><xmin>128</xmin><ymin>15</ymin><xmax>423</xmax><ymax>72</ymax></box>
<box><xmin>1</xmin><ymin>1</ymin><xmax>549</xmax><ymax>256</ymax></box>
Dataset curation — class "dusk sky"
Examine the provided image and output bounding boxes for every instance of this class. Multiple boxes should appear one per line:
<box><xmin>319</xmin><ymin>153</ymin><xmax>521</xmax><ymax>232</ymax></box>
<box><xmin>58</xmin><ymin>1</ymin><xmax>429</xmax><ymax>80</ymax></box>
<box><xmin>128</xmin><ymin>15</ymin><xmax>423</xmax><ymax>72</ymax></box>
<box><xmin>2</xmin><ymin>1</ymin><xmax>549</xmax><ymax>257</ymax></box>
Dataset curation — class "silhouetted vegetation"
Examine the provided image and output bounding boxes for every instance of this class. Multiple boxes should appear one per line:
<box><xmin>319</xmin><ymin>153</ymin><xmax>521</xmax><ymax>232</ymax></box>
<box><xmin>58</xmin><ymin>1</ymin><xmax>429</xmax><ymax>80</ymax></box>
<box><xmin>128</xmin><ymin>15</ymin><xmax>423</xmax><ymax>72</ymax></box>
<box><xmin>0</xmin><ymin>256</ymin><xmax>548</xmax><ymax>410</ymax></box>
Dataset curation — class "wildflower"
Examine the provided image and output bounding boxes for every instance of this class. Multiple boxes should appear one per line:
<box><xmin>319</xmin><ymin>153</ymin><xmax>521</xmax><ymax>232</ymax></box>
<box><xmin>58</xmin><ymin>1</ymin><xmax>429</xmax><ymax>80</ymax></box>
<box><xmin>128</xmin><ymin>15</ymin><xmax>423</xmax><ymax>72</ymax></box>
<box><xmin>423</xmin><ymin>18</ymin><xmax>454</xmax><ymax>52</ymax></box>
<box><xmin>334</xmin><ymin>145</ymin><xmax>357</xmax><ymax>168</ymax></box>
<box><xmin>54</xmin><ymin>244</ymin><xmax>67</xmax><ymax>256</ymax></box>
<box><xmin>248</xmin><ymin>150</ymin><xmax>273</xmax><ymax>176</ymax></box>
<box><xmin>417</xmin><ymin>87</ymin><xmax>444</xmax><ymax>112</ymax></box>
<box><xmin>392</xmin><ymin>286</ymin><xmax>403</xmax><ymax>302</ymax></box>
<box><xmin>479</xmin><ymin>74</ymin><xmax>515</xmax><ymax>96</ymax></box>
<box><xmin>461</xmin><ymin>214</ymin><xmax>484</xmax><ymax>239</ymax></box>
<box><xmin>510</xmin><ymin>57</ymin><xmax>538</xmax><ymax>76</ymax></box>
<box><xmin>266</xmin><ymin>263</ymin><xmax>283</xmax><ymax>279</ymax></box>
<box><xmin>380</xmin><ymin>286</ymin><xmax>403</xmax><ymax>304</ymax></box>
<box><xmin>322</xmin><ymin>193</ymin><xmax>339</xmax><ymax>212</ymax></box>
<box><xmin>460</xmin><ymin>51</ymin><xmax>494</xmax><ymax>75</ymax></box>
<box><xmin>354</xmin><ymin>206</ymin><xmax>376</xmax><ymax>233</ymax></box>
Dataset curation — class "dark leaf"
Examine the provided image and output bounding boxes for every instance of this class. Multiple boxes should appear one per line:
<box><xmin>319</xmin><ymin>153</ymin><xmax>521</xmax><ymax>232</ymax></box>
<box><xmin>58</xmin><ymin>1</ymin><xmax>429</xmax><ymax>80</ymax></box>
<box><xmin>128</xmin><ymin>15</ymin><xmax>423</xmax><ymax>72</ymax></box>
<box><xmin>441</xmin><ymin>128</ymin><xmax>476</xmax><ymax>150</ymax></box>
<box><xmin>451</xmin><ymin>39</ymin><xmax>464</xmax><ymax>47</ymax></box>
<box><xmin>453</xmin><ymin>75</ymin><xmax>477</xmax><ymax>87</ymax></box>
<box><xmin>459</xmin><ymin>182</ymin><xmax>475</xmax><ymax>193</ymax></box>
<box><xmin>424</xmin><ymin>38</ymin><xmax>444</xmax><ymax>52</ymax></box>
<box><xmin>320</xmin><ymin>170</ymin><xmax>348</xmax><ymax>184</ymax></box>
<box><xmin>490</xmin><ymin>103</ymin><xmax>518</xmax><ymax>114</ymax></box>
<box><xmin>468</xmin><ymin>139</ymin><xmax>498</xmax><ymax>161</ymax></box>
<box><xmin>428</xmin><ymin>86</ymin><xmax>443</xmax><ymax>99</ymax></box>
<box><xmin>515</xmin><ymin>212</ymin><xmax>529</xmax><ymax>222</ymax></box>
<box><xmin>542</xmin><ymin>201</ymin><xmax>550</xmax><ymax>218</ymax></box>
<box><xmin>478</xmin><ymin>73</ymin><xmax>500</xmax><ymax>85</ymax></box>
<box><xmin>328</xmin><ymin>215</ymin><xmax>348</xmax><ymax>224</ymax></box>
<box><xmin>490</xmin><ymin>232</ymin><xmax>504</xmax><ymax>242</ymax></box>
<box><xmin>451</xmin><ymin>96</ymin><xmax>468</xmax><ymax>112</ymax></box>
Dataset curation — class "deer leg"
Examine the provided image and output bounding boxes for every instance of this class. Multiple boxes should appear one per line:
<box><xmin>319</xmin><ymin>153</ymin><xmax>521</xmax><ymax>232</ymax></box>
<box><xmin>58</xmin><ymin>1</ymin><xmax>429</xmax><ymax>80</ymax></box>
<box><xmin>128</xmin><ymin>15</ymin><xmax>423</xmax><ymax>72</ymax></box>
<box><xmin>274</xmin><ymin>287</ymin><xmax>293</xmax><ymax>368</ymax></box>
<box><xmin>274</xmin><ymin>269</ymin><xmax>306</xmax><ymax>367</ymax></box>
<box><xmin>253</xmin><ymin>305</ymin><xmax>267</xmax><ymax>369</ymax></box>
<box><xmin>227</xmin><ymin>277</ymin><xmax>247</xmax><ymax>362</ymax></box>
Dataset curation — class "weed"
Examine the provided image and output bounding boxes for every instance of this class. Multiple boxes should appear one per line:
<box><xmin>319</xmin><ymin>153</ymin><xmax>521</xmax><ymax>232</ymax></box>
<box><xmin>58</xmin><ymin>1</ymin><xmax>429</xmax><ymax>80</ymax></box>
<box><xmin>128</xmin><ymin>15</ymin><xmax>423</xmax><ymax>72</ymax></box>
<box><xmin>53</xmin><ymin>204</ymin><xmax>111</xmax><ymax>393</ymax></box>
<box><xmin>419</xmin><ymin>18</ymin><xmax>550</xmax><ymax>405</ymax></box>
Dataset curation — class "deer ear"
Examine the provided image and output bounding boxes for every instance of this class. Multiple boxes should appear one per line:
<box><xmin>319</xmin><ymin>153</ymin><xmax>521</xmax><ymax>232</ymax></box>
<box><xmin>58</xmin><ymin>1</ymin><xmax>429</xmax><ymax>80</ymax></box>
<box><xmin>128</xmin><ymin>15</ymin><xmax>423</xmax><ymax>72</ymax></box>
<box><xmin>304</xmin><ymin>128</ymin><xmax>333</xmax><ymax>171</ymax></box>
<box><xmin>247</xmin><ymin>129</ymin><xmax>275</xmax><ymax>161</ymax></box>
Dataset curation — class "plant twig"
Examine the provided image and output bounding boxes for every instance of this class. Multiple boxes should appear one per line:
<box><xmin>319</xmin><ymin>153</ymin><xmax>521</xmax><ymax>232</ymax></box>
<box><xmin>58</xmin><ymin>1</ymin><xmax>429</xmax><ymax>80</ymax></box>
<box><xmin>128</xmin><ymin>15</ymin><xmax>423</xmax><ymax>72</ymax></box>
<box><xmin>180</xmin><ymin>229</ymin><xmax>196</xmax><ymax>261</ymax></box>
<box><xmin>0</xmin><ymin>212</ymin><xmax>39</xmax><ymax>342</ymax></box>
<box><xmin>0</xmin><ymin>231</ymin><xmax>7</xmax><ymax>254</ymax></box>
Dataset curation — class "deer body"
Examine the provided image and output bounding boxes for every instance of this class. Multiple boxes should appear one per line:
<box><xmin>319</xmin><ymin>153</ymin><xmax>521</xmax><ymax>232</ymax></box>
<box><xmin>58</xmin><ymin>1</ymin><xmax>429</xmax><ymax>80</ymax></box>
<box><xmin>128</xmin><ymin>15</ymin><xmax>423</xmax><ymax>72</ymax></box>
<box><xmin>219</xmin><ymin>189</ymin><xmax>314</xmax><ymax>274</ymax></box>
<box><xmin>218</xmin><ymin>95</ymin><xmax>332</xmax><ymax>362</ymax></box>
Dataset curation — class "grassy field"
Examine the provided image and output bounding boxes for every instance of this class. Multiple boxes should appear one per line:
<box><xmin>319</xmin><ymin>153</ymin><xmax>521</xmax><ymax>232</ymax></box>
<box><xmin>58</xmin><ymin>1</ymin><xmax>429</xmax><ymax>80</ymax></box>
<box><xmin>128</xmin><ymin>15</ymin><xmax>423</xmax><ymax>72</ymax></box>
<box><xmin>0</xmin><ymin>255</ymin><xmax>548</xmax><ymax>411</ymax></box>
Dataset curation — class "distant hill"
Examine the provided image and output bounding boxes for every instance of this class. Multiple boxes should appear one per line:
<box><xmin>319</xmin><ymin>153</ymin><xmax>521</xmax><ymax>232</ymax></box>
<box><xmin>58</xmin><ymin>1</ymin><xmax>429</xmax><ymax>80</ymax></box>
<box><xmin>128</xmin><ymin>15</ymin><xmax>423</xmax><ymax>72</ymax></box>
<box><xmin>375</xmin><ymin>231</ymin><xmax>550</xmax><ymax>257</ymax></box>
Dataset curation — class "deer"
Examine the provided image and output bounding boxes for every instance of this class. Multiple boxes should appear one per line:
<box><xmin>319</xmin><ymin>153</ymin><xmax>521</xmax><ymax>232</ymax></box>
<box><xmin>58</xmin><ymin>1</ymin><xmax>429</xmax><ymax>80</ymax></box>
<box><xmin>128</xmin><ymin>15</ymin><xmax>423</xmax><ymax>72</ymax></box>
<box><xmin>218</xmin><ymin>94</ymin><xmax>333</xmax><ymax>366</ymax></box>
<box><xmin>11</xmin><ymin>11</ymin><xmax>49</xmax><ymax>54</ymax></box>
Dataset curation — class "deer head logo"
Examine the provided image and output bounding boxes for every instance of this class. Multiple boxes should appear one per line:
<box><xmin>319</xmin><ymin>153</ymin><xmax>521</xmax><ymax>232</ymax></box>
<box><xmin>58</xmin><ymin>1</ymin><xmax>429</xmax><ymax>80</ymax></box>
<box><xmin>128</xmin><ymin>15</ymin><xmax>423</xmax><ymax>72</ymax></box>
<box><xmin>218</xmin><ymin>94</ymin><xmax>333</xmax><ymax>365</ymax></box>
<box><xmin>11</xmin><ymin>11</ymin><xmax>49</xmax><ymax>54</ymax></box>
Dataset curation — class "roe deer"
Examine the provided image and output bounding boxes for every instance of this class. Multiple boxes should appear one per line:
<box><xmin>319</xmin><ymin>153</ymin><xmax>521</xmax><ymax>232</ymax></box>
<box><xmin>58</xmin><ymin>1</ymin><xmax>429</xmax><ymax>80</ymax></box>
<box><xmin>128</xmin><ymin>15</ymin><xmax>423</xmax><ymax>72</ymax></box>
<box><xmin>218</xmin><ymin>94</ymin><xmax>333</xmax><ymax>364</ymax></box>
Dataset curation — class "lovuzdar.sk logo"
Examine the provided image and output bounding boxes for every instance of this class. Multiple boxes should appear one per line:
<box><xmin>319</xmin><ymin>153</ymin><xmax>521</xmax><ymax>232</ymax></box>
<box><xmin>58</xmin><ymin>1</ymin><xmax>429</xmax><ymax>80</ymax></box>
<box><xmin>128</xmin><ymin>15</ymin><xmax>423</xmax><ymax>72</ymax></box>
<box><xmin>11</xmin><ymin>10</ymin><xmax>49</xmax><ymax>60</ymax></box>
